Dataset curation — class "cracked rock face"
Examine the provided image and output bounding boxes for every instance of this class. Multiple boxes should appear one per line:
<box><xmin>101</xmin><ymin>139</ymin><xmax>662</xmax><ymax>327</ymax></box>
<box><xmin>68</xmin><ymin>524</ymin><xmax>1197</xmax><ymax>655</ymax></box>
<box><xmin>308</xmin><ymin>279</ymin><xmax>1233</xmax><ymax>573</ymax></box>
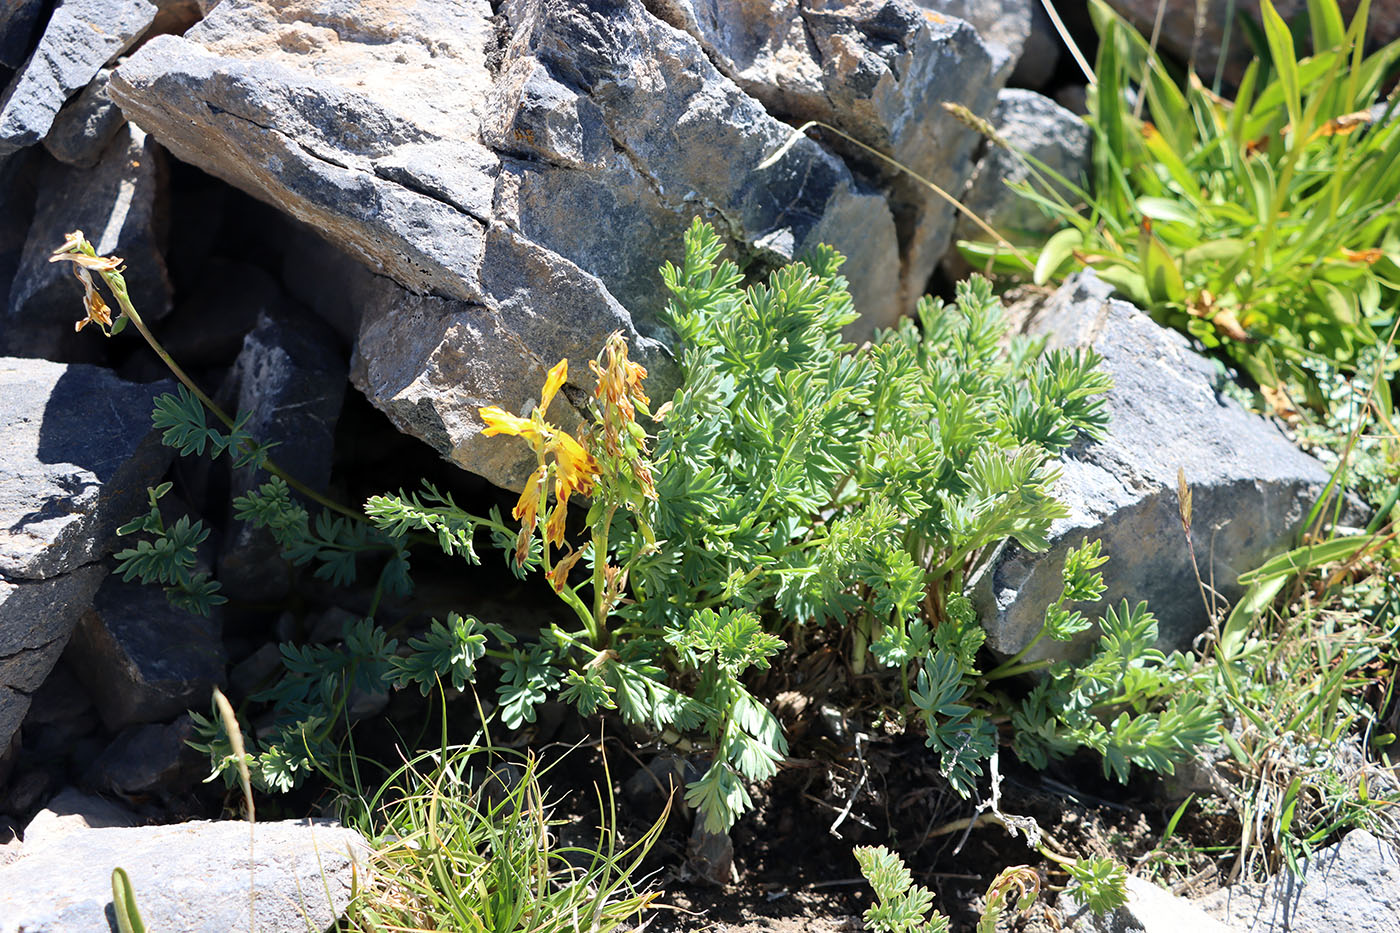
<box><xmin>970</xmin><ymin>273</ymin><xmax>1337</xmax><ymax>659</ymax></box>
<box><xmin>106</xmin><ymin>0</ymin><xmax>998</xmax><ymax>490</ymax></box>
<box><xmin>0</xmin><ymin>357</ymin><xmax>174</xmax><ymax>755</ymax></box>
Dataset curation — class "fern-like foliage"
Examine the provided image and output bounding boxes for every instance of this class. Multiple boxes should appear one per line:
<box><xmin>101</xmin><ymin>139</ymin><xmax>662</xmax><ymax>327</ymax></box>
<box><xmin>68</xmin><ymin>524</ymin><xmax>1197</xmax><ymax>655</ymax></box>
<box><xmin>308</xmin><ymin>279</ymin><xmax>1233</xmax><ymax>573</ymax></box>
<box><xmin>114</xmin><ymin>483</ymin><xmax>226</xmax><ymax>616</ymax></box>
<box><xmin>854</xmin><ymin>846</ymin><xmax>951</xmax><ymax>933</ymax></box>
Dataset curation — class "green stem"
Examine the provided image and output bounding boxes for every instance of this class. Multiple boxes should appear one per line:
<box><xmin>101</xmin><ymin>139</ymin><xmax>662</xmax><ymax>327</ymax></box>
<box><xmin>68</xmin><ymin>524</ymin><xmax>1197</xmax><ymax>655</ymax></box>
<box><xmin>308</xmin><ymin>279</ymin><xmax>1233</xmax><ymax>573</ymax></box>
<box><xmin>590</xmin><ymin>504</ymin><xmax>616</xmax><ymax>647</ymax></box>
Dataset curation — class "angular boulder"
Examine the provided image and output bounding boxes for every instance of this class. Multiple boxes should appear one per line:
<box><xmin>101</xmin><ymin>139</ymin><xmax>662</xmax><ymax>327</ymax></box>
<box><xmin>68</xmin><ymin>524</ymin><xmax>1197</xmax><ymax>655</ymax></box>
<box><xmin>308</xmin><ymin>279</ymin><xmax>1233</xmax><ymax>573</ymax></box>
<box><xmin>41</xmin><ymin>66</ymin><xmax>127</xmax><ymax>169</ymax></box>
<box><xmin>641</xmin><ymin>0</ymin><xmax>1000</xmax><ymax>313</ymax></box>
<box><xmin>3</xmin><ymin>122</ymin><xmax>170</xmax><ymax>362</ymax></box>
<box><xmin>913</xmin><ymin>0</ymin><xmax>1031</xmax><ymax>83</ymax></box>
<box><xmin>1060</xmin><ymin>874</ymin><xmax>1235</xmax><ymax>932</ymax></box>
<box><xmin>0</xmin><ymin>816</ymin><xmax>367</xmax><ymax>933</ymax></box>
<box><xmin>0</xmin><ymin>0</ymin><xmax>157</xmax><ymax>157</ymax></box>
<box><xmin>106</xmin><ymin>0</ymin><xmax>996</xmax><ymax>489</ymax></box>
<box><xmin>1201</xmin><ymin>829</ymin><xmax>1400</xmax><ymax>933</ymax></box>
<box><xmin>971</xmin><ymin>272</ymin><xmax>1337</xmax><ymax>658</ymax></box>
<box><xmin>215</xmin><ymin>310</ymin><xmax>347</xmax><ymax>601</ymax></box>
<box><xmin>64</xmin><ymin>576</ymin><xmax>225</xmax><ymax>731</ymax></box>
<box><xmin>953</xmin><ymin>89</ymin><xmax>1090</xmax><ymax>258</ymax></box>
<box><xmin>0</xmin><ymin>357</ymin><xmax>174</xmax><ymax>755</ymax></box>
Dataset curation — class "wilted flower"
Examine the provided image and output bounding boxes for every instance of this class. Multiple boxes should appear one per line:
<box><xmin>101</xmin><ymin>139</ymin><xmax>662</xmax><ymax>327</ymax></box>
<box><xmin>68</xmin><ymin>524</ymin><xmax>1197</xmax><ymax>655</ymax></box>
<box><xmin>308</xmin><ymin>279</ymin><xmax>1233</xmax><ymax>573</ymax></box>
<box><xmin>49</xmin><ymin>231</ymin><xmax>126</xmax><ymax>336</ymax></box>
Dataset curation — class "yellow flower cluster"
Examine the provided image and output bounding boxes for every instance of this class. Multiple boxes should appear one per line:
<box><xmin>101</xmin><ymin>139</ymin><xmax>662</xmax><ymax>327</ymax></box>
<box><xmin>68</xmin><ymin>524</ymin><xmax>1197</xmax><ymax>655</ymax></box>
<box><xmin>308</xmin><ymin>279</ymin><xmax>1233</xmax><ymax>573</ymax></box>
<box><xmin>479</xmin><ymin>360</ymin><xmax>599</xmax><ymax>566</ymax></box>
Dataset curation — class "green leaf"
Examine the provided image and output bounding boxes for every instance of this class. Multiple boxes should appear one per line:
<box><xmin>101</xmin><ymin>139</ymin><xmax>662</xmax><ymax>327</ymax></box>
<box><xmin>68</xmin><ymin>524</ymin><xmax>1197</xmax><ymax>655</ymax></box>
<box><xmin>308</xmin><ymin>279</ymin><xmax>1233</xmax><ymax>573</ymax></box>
<box><xmin>111</xmin><ymin>868</ymin><xmax>147</xmax><ymax>933</ymax></box>
<box><xmin>1035</xmin><ymin>228</ymin><xmax>1083</xmax><ymax>285</ymax></box>
<box><xmin>1260</xmin><ymin>0</ymin><xmax>1303</xmax><ymax>131</ymax></box>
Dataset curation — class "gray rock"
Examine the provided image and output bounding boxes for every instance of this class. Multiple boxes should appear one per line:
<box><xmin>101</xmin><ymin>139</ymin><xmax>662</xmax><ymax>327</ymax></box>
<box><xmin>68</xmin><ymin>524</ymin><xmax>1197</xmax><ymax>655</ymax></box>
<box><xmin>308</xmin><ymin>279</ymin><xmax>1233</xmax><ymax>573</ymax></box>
<box><xmin>0</xmin><ymin>817</ymin><xmax>367</xmax><ymax>932</ymax></box>
<box><xmin>913</xmin><ymin>0</ymin><xmax>1030</xmax><ymax>83</ymax></box>
<box><xmin>645</xmin><ymin>0</ymin><xmax>997</xmax><ymax>319</ymax></box>
<box><xmin>0</xmin><ymin>0</ymin><xmax>46</xmax><ymax>71</ymax></box>
<box><xmin>84</xmin><ymin>716</ymin><xmax>203</xmax><ymax>795</ymax></box>
<box><xmin>0</xmin><ymin>818</ymin><xmax>19</xmax><ymax>867</ymax></box>
<box><xmin>20</xmin><ymin>787</ymin><xmax>141</xmax><ymax>847</ymax></box>
<box><xmin>688</xmin><ymin>819</ymin><xmax>734</xmax><ymax>885</ymax></box>
<box><xmin>214</xmin><ymin>310</ymin><xmax>347</xmax><ymax>602</ymax></box>
<box><xmin>971</xmin><ymin>272</ymin><xmax>1335</xmax><ymax>658</ymax></box>
<box><xmin>1009</xmin><ymin>0</ymin><xmax>1062</xmax><ymax>91</ymax></box>
<box><xmin>951</xmin><ymin>89</ymin><xmax>1089</xmax><ymax>272</ymax></box>
<box><xmin>64</xmin><ymin>576</ymin><xmax>224</xmax><ymax>732</ymax></box>
<box><xmin>15</xmin><ymin>659</ymin><xmax>97</xmax><ymax>771</ymax></box>
<box><xmin>0</xmin><ymin>148</ymin><xmax>39</xmax><ymax>320</ymax></box>
<box><xmin>0</xmin><ymin>357</ymin><xmax>174</xmax><ymax>581</ymax></box>
<box><xmin>41</xmin><ymin>66</ymin><xmax>126</xmax><ymax>168</ymax></box>
<box><xmin>105</xmin><ymin>0</ymin><xmax>969</xmax><ymax>489</ymax></box>
<box><xmin>1201</xmin><ymin>829</ymin><xmax>1400</xmax><ymax>933</ymax></box>
<box><xmin>0</xmin><ymin>356</ymin><xmax>173</xmax><ymax>754</ymax></box>
<box><xmin>0</xmin><ymin>567</ymin><xmax>106</xmax><ymax>758</ymax></box>
<box><xmin>0</xmin><ymin>0</ymin><xmax>157</xmax><ymax>157</ymax></box>
<box><xmin>158</xmin><ymin>258</ymin><xmax>282</xmax><ymax>369</ymax></box>
<box><xmin>227</xmin><ymin>642</ymin><xmax>282</xmax><ymax>702</ymax></box>
<box><xmin>1061</xmin><ymin>873</ymin><xmax>1236</xmax><ymax>932</ymax></box>
<box><xmin>4</xmin><ymin>122</ymin><xmax>170</xmax><ymax>362</ymax></box>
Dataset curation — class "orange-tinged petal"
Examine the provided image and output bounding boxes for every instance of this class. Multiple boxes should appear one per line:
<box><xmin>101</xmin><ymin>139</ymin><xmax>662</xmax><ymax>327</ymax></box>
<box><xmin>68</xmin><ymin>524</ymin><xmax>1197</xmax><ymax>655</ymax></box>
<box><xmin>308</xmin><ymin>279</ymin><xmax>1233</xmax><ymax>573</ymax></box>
<box><xmin>551</xmin><ymin>432</ymin><xmax>598</xmax><ymax>497</ymax></box>
<box><xmin>546</xmin><ymin>548</ymin><xmax>584</xmax><ymax>593</ymax></box>
<box><xmin>540</xmin><ymin>359</ymin><xmax>568</xmax><ymax>415</ymax></box>
<box><xmin>479</xmin><ymin>406</ymin><xmax>533</xmax><ymax>438</ymax></box>
<box><xmin>545</xmin><ymin>503</ymin><xmax>568</xmax><ymax>548</ymax></box>
<box><xmin>513</xmin><ymin>467</ymin><xmax>545</xmax><ymax>526</ymax></box>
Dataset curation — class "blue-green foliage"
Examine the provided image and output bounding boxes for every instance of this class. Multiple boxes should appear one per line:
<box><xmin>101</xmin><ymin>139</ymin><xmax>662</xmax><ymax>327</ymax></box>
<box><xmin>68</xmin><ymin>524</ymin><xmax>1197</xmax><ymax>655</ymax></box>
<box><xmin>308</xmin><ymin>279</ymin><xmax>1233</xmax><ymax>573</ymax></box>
<box><xmin>148</xmin><ymin>219</ymin><xmax>1214</xmax><ymax>826</ymax></box>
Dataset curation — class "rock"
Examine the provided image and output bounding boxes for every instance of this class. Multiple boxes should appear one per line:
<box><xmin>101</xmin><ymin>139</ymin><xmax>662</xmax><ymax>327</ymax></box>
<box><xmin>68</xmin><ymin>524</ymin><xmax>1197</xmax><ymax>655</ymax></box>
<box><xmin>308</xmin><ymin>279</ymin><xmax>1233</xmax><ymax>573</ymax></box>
<box><xmin>1009</xmin><ymin>0</ymin><xmax>1061</xmax><ymax>91</ymax></box>
<box><xmin>0</xmin><ymin>816</ymin><xmax>367</xmax><ymax>932</ymax></box>
<box><xmin>157</xmin><ymin>258</ymin><xmax>282</xmax><ymax>370</ymax></box>
<box><xmin>913</xmin><ymin>0</ymin><xmax>1030</xmax><ymax>83</ymax></box>
<box><xmin>1060</xmin><ymin>873</ymin><xmax>1236</xmax><ymax>932</ymax></box>
<box><xmin>83</xmin><ymin>716</ymin><xmax>203</xmax><ymax>795</ymax></box>
<box><xmin>105</xmin><ymin>0</ymin><xmax>968</xmax><ymax>489</ymax></box>
<box><xmin>950</xmin><ymin>89</ymin><xmax>1089</xmax><ymax>272</ymax></box>
<box><xmin>227</xmin><ymin>642</ymin><xmax>282</xmax><ymax>703</ymax></box>
<box><xmin>688</xmin><ymin>820</ymin><xmax>735</xmax><ymax>885</ymax></box>
<box><xmin>41</xmin><ymin>66</ymin><xmax>126</xmax><ymax>168</ymax></box>
<box><xmin>623</xmin><ymin>753</ymin><xmax>700</xmax><ymax>808</ymax></box>
<box><xmin>64</xmin><ymin>576</ymin><xmax>225</xmax><ymax>732</ymax></box>
<box><xmin>1055</xmin><ymin>83</ymin><xmax>1089</xmax><ymax>117</ymax></box>
<box><xmin>1</xmin><ymin>768</ymin><xmax>52</xmax><ymax>817</ymax></box>
<box><xmin>1102</xmin><ymin>0</ymin><xmax>1400</xmax><ymax>87</ymax></box>
<box><xmin>0</xmin><ymin>568</ymin><xmax>107</xmax><ymax>757</ymax></box>
<box><xmin>1200</xmin><ymin>829</ymin><xmax>1400</xmax><ymax>932</ymax></box>
<box><xmin>4</xmin><ymin>122</ymin><xmax>170</xmax><ymax>363</ymax></box>
<box><xmin>0</xmin><ymin>0</ymin><xmax>46</xmax><ymax>70</ymax></box>
<box><xmin>0</xmin><ymin>149</ymin><xmax>39</xmax><ymax>318</ymax></box>
<box><xmin>642</xmin><ymin>0</ymin><xmax>998</xmax><ymax>316</ymax></box>
<box><xmin>214</xmin><ymin>309</ymin><xmax>347</xmax><ymax>602</ymax></box>
<box><xmin>971</xmin><ymin>272</ymin><xmax>1336</xmax><ymax>658</ymax></box>
<box><xmin>15</xmin><ymin>659</ymin><xmax>97</xmax><ymax>767</ymax></box>
<box><xmin>0</xmin><ymin>817</ymin><xmax>19</xmax><ymax>867</ymax></box>
<box><xmin>0</xmin><ymin>356</ymin><xmax>174</xmax><ymax>755</ymax></box>
<box><xmin>0</xmin><ymin>0</ymin><xmax>157</xmax><ymax>157</ymax></box>
<box><xmin>20</xmin><ymin>787</ymin><xmax>142</xmax><ymax>847</ymax></box>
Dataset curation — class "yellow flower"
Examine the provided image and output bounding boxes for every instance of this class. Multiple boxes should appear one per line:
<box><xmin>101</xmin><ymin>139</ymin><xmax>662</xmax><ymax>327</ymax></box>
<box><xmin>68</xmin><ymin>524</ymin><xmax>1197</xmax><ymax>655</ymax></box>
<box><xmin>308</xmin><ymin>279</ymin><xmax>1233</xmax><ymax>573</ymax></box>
<box><xmin>479</xmin><ymin>406</ymin><xmax>540</xmax><ymax>442</ymax></box>
<box><xmin>540</xmin><ymin>359</ymin><xmax>567</xmax><ymax>415</ymax></box>
<box><xmin>550</xmin><ymin>431</ymin><xmax>598</xmax><ymax>501</ymax></box>
<box><xmin>514</xmin><ymin>467</ymin><xmax>545</xmax><ymax>526</ymax></box>
<box><xmin>480</xmin><ymin>357</ymin><xmax>601</xmax><ymax>565</ymax></box>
